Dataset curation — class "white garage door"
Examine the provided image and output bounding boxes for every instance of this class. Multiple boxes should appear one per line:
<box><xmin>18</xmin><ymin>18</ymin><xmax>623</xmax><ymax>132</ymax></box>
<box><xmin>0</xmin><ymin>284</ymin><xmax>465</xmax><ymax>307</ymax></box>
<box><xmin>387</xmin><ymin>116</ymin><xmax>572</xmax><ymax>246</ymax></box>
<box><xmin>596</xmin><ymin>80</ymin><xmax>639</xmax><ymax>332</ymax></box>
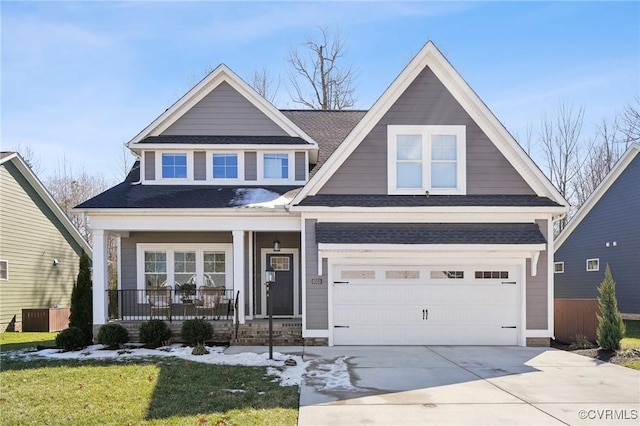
<box><xmin>332</xmin><ymin>264</ymin><xmax>519</xmax><ymax>345</ymax></box>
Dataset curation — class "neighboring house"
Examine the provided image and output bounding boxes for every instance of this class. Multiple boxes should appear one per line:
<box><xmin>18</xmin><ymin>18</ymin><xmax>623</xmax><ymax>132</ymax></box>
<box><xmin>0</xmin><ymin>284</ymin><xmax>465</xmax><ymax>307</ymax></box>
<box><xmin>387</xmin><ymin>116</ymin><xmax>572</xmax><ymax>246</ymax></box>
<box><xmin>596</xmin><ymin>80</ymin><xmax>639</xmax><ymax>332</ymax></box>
<box><xmin>555</xmin><ymin>142</ymin><xmax>640</xmax><ymax>315</ymax></box>
<box><xmin>0</xmin><ymin>152</ymin><xmax>92</xmax><ymax>332</ymax></box>
<box><xmin>77</xmin><ymin>42</ymin><xmax>569</xmax><ymax>346</ymax></box>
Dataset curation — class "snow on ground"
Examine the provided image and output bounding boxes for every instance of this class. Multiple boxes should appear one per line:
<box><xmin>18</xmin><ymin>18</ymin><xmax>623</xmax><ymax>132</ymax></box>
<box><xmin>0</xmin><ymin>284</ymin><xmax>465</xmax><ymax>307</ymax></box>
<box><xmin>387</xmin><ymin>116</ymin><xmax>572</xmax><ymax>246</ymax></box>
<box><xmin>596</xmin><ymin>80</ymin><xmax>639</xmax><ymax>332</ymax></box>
<box><xmin>5</xmin><ymin>345</ymin><xmax>358</xmax><ymax>391</ymax></box>
<box><xmin>9</xmin><ymin>344</ymin><xmax>308</xmax><ymax>387</ymax></box>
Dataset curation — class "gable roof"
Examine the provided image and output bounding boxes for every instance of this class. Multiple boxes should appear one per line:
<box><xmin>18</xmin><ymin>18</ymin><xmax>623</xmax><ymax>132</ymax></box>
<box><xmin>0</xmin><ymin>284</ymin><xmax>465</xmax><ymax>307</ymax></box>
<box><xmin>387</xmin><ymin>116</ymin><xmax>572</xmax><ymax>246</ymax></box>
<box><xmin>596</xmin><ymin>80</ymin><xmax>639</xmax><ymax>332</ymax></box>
<box><xmin>555</xmin><ymin>142</ymin><xmax>640</xmax><ymax>250</ymax></box>
<box><xmin>291</xmin><ymin>41</ymin><xmax>569</xmax><ymax>207</ymax></box>
<box><xmin>128</xmin><ymin>64</ymin><xmax>318</xmax><ymax>150</ymax></box>
<box><xmin>0</xmin><ymin>152</ymin><xmax>92</xmax><ymax>255</ymax></box>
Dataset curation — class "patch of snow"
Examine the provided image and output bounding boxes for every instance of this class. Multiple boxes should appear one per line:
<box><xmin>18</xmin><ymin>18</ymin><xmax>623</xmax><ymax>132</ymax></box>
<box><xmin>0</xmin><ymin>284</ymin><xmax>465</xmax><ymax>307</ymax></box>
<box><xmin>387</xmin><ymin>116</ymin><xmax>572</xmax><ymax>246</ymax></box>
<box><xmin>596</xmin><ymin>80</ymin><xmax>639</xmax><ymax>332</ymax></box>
<box><xmin>223</xmin><ymin>389</ymin><xmax>246</xmax><ymax>393</ymax></box>
<box><xmin>305</xmin><ymin>356</ymin><xmax>360</xmax><ymax>391</ymax></box>
<box><xmin>231</xmin><ymin>188</ymin><xmax>294</xmax><ymax>209</ymax></box>
<box><xmin>19</xmin><ymin>344</ymin><xmax>309</xmax><ymax>387</ymax></box>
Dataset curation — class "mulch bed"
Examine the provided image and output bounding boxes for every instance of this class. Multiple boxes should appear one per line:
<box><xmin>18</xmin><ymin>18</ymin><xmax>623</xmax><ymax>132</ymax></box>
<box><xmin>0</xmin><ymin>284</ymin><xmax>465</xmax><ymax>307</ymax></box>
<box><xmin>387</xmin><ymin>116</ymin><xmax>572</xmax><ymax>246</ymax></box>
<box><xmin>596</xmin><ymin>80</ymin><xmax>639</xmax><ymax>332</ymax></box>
<box><xmin>552</xmin><ymin>340</ymin><xmax>640</xmax><ymax>365</ymax></box>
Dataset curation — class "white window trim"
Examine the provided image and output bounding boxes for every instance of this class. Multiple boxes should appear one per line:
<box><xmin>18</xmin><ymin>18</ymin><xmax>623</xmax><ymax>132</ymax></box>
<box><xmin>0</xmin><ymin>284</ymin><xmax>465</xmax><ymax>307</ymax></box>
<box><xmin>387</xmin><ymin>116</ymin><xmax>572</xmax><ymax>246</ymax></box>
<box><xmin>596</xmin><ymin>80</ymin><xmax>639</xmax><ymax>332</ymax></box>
<box><xmin>136</xmin><ymin>243</ymin><xmax>233</xmax><ymax>294</ymax></box>
<box><xmin>0</xmin><ymin>259</ymin><xmax>8</xmax><ymax>280</ymax></box>
<box><xmin>156</xmin><ymin>151</ymin><xmax>192</xmax><ymax>182</ymax></box>
<box><xmin>209</xmin><ymin>151</ymin><xmax>244</xmax><ymax>183</ymax></box>
<box><xmin>586</xmin><ymin>258</ymin><xmax>599</xmax><ymax>272</ymax></box>
<box><xmin>554</xmin><ymin>261</ymin><xmax>564</xmax><ymax>274</ymax></box>
<box><xmin>387</xmin><ymin>125</ymin><xmax>466</xmax><ymax>195</ymax></box>
<box><xmin>257</xmin><ymin>151</ymin><xmax>296</xmax><ymax>185</ymax></box>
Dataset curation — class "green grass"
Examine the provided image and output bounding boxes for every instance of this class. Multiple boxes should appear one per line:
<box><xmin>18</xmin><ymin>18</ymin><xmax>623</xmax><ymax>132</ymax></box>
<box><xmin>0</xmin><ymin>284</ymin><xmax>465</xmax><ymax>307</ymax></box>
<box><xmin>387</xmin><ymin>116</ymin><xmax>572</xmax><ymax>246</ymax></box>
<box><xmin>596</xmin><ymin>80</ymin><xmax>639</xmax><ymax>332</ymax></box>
<box><xmin>0</xmin><ymin>332</ymin><xmax>57</xmax><ymax>352</ymax></box>
<box><xmin>620</xmin><ymin>360</ymin><xmax>640</xmax><ymax>370</ymax></box>
<box><xmin>621</xmin><ymin>319</ymin><xmax>640</xmax><ymax>350</ymax></box>
<box><xmin>0</xmin><ymin>334</ymin><xmax>299</xmax><ymax>425</ymax></box>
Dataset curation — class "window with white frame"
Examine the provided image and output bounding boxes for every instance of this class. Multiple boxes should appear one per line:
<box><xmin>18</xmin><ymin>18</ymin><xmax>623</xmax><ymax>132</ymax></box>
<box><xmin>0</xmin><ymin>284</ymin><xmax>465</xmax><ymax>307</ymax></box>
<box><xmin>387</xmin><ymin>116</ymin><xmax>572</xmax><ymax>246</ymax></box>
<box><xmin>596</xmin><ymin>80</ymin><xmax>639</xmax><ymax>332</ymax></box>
<box><xmin>212</xmin><ymin>153</ymin><xmax>238</xmax><ymax>179</ymax></box>
<box><xmin>586</xmin><ymin>258</ymin><xmax>599</xmax><ymax>272</ymax></box>
<box><xmin>161</xmin><ymin>153</ymin><xmax>188</xmax><ymax>178</ymax></box>
<box><xmin>263</xmin><ymin>153</ymin><xmax>289</xmax><ymax>179</ymax></box>
<box><xmin>138</xmin><ymin>245</ymin><xmax>232</xmax><ymax>292</ymax></box>
<box><xmin>554</xmin><ymin>262</ymin><xmax>564</xmax><ymax>274</ymax></box>
<box><xmin>0</xmin><ymin>260</ymin><xmax>8</xmax><ymax>280</ymax></box>
<box><xmin>388</xmin><ymin>125</ymin><xmax>466</xmax><ymax>195</ymax></box>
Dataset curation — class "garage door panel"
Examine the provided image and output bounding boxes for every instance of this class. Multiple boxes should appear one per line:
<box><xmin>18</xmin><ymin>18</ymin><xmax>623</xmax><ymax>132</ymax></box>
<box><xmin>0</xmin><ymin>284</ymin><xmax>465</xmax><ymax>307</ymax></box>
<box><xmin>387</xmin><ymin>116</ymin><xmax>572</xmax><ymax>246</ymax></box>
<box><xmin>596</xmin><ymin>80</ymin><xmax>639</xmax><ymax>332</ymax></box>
<box><xmin>332</xmin><ymin>264</ymin><xmax>520</xmax><ymax>345</ymax></box>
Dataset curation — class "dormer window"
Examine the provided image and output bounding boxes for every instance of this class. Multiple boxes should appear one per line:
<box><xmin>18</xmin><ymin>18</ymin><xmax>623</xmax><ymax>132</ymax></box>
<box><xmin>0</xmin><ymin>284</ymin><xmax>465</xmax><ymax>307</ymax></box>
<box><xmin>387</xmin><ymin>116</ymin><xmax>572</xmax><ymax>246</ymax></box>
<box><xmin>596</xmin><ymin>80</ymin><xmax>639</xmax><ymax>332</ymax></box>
<box><xmin>388</xmin><ymin>125</ymin><xmax>466</xmax><ymax>195</ymax></box>
<box><xmin>161</xmin><ymin>153</ymin><xmax>187</xmax><ymax>179</ymax></box>
<box><xmin>263</xmin><ymin>153</ymin><xmax>289</xmax><ymax>179</ymax></box>
<box><xmin>213</xmin><ymin>154</ymin><xmax>238</xmax><ymax>179</ymax></box>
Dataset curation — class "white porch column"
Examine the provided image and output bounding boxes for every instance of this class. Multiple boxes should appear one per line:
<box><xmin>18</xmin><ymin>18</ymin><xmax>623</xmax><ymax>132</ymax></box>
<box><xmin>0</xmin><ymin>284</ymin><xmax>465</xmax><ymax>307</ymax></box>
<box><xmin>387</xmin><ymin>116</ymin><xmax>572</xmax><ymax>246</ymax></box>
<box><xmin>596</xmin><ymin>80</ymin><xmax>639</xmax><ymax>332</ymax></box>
<box><xmin>92</xmin><ymin>229</ymin><xmax>109</xmax><ymax>325</ymax></box>
<box><xmin>232</xmin><ymin>230</ymin><xmax>245</xmax><ymax>324</ymax></box>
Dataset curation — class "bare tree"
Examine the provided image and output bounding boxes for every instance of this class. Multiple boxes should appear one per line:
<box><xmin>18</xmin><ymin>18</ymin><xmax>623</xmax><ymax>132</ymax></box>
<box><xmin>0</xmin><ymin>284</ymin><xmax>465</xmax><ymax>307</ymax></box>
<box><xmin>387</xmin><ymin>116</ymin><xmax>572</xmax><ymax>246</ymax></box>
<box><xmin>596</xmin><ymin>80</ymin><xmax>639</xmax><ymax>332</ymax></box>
<box><xmin>45</xmin><ymin>157</ymin><xmax>110</xmax><ymax>244</ymax></box>
<box><xmin>117</xmin><ymin>143</ymin><xmax>135</xmax><ymax>181</ymax></box>
<box><xmin>287</xmin><ymin>27</ymin><xmax>357</xmax><ymax>110</ymax></box>
<box><xmin>252</xmin><ymin>67</ymin><xmax>280</xmax><ymax>104</ymax></box>
<box><xmin>12</xmin><ymin>144</ymin><xmax>43</xmax><ymax>175</ymax></box>
<box><xmin>539</xmin><ymin>102</ymin><xmax>586</xmax><ymax>233</ymax></box>
<box><xmin>621</xmin><ymin>96</ymin><xmax>640</xmax><ymax>145</ymax></box>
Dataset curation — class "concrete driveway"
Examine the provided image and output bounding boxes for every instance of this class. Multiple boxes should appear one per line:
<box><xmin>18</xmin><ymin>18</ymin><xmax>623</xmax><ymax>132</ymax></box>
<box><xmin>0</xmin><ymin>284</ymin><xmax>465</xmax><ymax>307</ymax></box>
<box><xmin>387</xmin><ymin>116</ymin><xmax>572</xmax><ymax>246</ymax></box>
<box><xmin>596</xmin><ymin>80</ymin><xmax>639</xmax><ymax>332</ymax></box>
<box><xmin>298</xmin><ymin>346</ymin><xmax>640</xmax><ymax>425</ymax></box>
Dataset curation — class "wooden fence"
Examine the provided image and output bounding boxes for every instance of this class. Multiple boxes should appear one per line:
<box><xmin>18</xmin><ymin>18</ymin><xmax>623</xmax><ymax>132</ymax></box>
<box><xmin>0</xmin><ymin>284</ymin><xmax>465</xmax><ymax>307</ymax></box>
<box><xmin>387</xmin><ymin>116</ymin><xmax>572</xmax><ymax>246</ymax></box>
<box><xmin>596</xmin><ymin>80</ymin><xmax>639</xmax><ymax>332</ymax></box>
<box><xmin>554</xmin><ymin>299</ymin><xmax>599</xmax><ymax>343</ymax></box>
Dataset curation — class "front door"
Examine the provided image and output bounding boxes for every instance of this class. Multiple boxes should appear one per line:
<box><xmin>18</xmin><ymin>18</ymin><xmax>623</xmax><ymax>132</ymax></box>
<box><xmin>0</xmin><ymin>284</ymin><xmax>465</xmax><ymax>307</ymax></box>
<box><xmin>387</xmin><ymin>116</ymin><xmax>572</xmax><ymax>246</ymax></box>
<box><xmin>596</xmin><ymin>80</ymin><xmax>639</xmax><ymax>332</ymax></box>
<box><xmin>266</xmin><ymin>253</ymin><xmax>294</xmax><ymax>316</ymax></box>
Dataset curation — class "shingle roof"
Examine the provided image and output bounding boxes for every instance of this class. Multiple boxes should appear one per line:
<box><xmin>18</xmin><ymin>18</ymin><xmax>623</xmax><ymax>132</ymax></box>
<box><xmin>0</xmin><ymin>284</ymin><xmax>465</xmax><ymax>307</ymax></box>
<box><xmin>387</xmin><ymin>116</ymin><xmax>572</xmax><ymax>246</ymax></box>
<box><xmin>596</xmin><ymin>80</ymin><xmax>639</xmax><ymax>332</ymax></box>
<box><xmin>76</xmin><ymin>161</ymin><xmax>301</xmax><ymax>209</ymax></box>
<box><xmin>138</xmin><ymin>135</ymin><xmax>311</xmax><ymax>145</ymax></box>
<box><xmin>298</xmin><ymin>194</ymin><xmax>562</xmax><ymax>207</ymax></box>
<box><xmin>281</xmin><ymin>110</ymin><xmax>367</xmax><ymax>177</ymax></box>
<box><xmin>316</xmin><ymin>222</ymin><xmax>547</xmax><ymax>245</ymax></box>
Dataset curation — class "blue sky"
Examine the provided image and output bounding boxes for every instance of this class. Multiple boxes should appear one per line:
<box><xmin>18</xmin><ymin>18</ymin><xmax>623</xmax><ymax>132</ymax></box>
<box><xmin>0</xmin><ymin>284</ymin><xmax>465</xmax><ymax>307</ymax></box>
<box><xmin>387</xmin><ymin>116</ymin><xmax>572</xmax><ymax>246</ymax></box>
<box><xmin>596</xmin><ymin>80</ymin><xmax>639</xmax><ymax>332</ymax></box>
<box><xmin>2</xmin><ymin>1</ymin><xmax>639</xmax><ymax>183</ymax></box>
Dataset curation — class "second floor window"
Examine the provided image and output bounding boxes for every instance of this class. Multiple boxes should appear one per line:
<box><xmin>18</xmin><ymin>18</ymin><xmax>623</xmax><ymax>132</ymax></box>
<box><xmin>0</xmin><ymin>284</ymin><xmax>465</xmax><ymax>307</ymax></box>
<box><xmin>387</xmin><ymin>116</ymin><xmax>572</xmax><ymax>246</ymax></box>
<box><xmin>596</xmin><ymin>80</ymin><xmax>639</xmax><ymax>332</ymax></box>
<box><xmin>162</xmin><ymin>153</ymin><xmax>187</xmax><ymax>178</ymax></box>
<box><xmin>264</xmin><ymin>153</ymin><xmax>289</xmax><ymax>179</ymax></box>
<box><xmin>213</xmin><ymin>154</ymin><xmax>238</xmax><ymax>179</ymax></box>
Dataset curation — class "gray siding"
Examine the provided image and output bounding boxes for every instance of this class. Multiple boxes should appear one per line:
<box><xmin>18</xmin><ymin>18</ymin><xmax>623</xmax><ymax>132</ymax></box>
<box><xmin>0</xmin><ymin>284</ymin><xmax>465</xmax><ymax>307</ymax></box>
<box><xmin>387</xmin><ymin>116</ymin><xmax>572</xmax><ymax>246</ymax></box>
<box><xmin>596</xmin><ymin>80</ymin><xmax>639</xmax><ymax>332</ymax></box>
<box><xmin>295</xmin><ymin>152</ymin><xmax>306</xmax><ymax>181</ymax></box>
<box><xmin>144</xmin><ymin>151</ymin><xmax>155</xmax><ymax>180</ymax></box>
<box><xmin>194</xmin><ymin>151</ymin><xmax>206</xmax><ymax>180</ymax></box>
<box><xmin>245</xmin><ymin>152</ymin><xmax>257</xmax><ymax>181</ymax></box>
<box><xmin>318</xmin><ymin>65</ymin><xmax>534</xmax><ymax>195</ymax></box>
<box><xmin>162</xmin><ymin>81</ymin><xmax>288</xmax><ymax>136</ymax></box>
<box><xmin>120</xmin><ymin>232</ymin><xmax>233</xmax><ymax>291</ymax></box>
<box><xmin>0</xmin><ymin>163</ymin><xmax>83</xmax><ymax>328</ymax></box>
<box><xmin>555</xmin><ymin>154</ymin><xmax>640</xmax><ymax>314</ymax></box>
<box><xmin>526</xmin><ymin>219</ymin><xmax>549</xmax><ymax>330</ymax></box>
<box><xmin>305</xmin><ymin>219</ymin><xmax>328</xmax><ymax>329</ymax></box>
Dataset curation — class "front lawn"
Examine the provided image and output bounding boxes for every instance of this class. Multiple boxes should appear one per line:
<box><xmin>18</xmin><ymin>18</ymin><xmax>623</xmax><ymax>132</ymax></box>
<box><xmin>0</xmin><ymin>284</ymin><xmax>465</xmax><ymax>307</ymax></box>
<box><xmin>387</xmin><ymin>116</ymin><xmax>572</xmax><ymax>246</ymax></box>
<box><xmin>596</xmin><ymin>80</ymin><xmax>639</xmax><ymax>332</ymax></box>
<box><xmin>0</xmin><ymin>334</ymin><xmax>299</xmax><ymax>425</ymax></box>
<box><xmin>621</xmin><ymin>319</ymin><xmax>640</xmax><ymax>350</ymax></box>
<box><xmin>0</xmin><ymin>332</ymin><xmax>57</xmax><ymax>352</ymax></box>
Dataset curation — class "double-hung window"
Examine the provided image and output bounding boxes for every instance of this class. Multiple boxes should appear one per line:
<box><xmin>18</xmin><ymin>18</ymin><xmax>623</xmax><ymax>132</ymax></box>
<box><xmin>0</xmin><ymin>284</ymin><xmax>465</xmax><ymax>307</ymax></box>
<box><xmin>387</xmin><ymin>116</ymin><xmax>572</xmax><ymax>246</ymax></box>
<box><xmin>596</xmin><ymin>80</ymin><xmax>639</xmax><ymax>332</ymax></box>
<box><xmin>388</xmin><ymin>125</ymin><xmax>466</xmax><ymax>195</ymax></box>
<box><xmin>263</xmin><ymin>153</ymin><xmax>289</xmax><ymax>179</ymax></box>
<box><xmin>161</xmin><ymin>153</ymin><xmax>188</xmax><ymax>179</ymax></box>
<box><xmin>213</xmin><ymin>154</ymin><xmax>238</xmax><ymax>179</ymax></box>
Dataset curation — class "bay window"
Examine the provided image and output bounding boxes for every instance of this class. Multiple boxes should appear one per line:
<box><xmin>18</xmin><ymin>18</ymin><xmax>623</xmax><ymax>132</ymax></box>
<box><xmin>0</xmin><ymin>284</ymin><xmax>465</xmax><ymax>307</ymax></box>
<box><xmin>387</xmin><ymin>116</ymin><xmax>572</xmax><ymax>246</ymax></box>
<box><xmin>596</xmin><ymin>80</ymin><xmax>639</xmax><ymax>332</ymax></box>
<box><xmin>388</xmin><ymin>125</ymin><xmax>466</xmax><ymax>195</ymax></box>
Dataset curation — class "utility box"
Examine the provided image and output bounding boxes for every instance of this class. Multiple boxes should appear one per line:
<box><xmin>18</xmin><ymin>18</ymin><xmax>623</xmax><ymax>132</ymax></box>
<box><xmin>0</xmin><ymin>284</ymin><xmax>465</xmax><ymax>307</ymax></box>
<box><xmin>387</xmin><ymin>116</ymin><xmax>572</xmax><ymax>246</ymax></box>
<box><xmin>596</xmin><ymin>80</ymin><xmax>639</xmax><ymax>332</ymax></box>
<box><xmin>22</xmin><ymin>308</ymin><xmax>70</xmax><ymax>332</ymax></box>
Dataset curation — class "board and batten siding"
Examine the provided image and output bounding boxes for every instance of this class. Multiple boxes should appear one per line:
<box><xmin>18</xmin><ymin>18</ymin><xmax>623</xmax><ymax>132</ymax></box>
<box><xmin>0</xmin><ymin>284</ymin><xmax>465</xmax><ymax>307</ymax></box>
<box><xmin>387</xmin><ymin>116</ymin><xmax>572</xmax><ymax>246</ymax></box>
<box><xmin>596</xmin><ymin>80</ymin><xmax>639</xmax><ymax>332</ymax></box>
<box><xmin>194</xmin><ymin>151</ymin><xmax>206</xmax><ymax>180</ymax></box>
<box><xmin>0</xmin><ymin>163</ymin><xmax>84</xmax><ymax>329</ymax></box>
<box><xmin>161</xmin><ymin>81</ymin><xmax>288</xmax><ymax>136</ymax></box>
<box><xmin>305</xmin><ymin>219</ymin><xmax>328</xmax><ymax>329</ymax></box>
<box><xmin>120</xmin><ymin>232</ymin><xmax>233</xmax><ymax>291</ymax></box>
<box><xmin>555</xmin><ymin>154</ymin><xmax>640</xmax><ymax>314</ymax></box>
<box><xmin>144</xmin><ymin>151</ymin><xmax>155</xmax><ymax>180</ymax></box>
<box><xmin>526</xmin><ymin>219</ymin><xmax>549</xmax><ymax>330</ymax></box>
<box><xmin>245</xmin><ymin>152</ymin><xmax>257</xmax><ymax>181</ymax></box>
<box><xmin>318</xmin><ymin>65</ymin><xmax>534</xmax><ymax>195</ymax></box>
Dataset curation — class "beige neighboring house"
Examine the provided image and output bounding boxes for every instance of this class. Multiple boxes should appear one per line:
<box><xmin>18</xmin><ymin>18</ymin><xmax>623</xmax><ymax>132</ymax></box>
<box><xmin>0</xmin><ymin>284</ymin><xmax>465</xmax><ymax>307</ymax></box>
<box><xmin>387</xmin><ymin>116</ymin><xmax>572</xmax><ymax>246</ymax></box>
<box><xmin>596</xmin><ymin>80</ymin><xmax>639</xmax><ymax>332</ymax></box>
<box><xmin>0</xmin><ymin>152</ymin><xmax>91</xmax><ymax>332</ymax></box>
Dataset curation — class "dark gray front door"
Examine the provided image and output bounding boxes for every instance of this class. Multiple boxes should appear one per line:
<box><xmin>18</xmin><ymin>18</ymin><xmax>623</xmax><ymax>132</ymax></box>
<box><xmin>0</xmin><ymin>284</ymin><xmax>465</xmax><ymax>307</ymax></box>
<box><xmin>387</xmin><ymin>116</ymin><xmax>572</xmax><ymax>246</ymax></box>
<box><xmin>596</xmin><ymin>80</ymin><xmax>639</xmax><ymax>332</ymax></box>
<box><xmin>267</xmin><ymin>253</ymin><xmax>294</xmax><ymax>316</ymax></box>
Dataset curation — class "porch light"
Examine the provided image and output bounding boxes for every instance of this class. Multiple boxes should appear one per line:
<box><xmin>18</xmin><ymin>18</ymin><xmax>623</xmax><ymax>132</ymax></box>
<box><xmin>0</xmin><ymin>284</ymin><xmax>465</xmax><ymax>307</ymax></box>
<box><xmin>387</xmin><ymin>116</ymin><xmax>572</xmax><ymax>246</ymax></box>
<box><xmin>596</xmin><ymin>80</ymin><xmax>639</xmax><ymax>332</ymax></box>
<box><xmin>265</xmin><ymin>264</ymin><xmax>276</xmax><ymax>285</ymax></box>
<box><xmin>273</xmin><ymin>236</ymin><xmax>281</xmax><ymax>252</ymax></box>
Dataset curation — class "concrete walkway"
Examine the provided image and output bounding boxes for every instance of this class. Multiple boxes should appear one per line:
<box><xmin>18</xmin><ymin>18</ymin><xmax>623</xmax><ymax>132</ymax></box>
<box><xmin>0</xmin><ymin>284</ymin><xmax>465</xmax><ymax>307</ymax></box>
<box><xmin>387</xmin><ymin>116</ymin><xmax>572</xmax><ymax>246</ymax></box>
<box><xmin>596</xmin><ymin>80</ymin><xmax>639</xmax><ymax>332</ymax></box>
<box><xmin>297</xmin><ymin>346</ymin><xmax>640</xmax><ymax>426</ymax></box>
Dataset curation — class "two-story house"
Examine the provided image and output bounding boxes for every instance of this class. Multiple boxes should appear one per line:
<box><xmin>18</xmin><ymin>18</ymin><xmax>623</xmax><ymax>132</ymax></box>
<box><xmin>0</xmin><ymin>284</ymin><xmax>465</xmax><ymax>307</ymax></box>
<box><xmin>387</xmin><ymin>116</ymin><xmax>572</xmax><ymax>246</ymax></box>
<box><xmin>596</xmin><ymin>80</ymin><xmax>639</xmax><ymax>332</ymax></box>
<box><xmin>77</xmin><ymin>41</ymin><xmax>569</xmax><ymax>346</ymax></box>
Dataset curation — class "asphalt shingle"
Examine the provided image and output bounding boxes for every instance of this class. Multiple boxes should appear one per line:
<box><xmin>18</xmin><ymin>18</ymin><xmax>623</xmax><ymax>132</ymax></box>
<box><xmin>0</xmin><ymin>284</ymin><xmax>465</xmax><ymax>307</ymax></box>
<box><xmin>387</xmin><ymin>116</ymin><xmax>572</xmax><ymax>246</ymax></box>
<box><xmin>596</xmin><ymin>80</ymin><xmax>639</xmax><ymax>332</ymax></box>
<box><xmin>298</xmin><ymin>194</ymin><xmax>562</xmax><ymax>207</ymax></box>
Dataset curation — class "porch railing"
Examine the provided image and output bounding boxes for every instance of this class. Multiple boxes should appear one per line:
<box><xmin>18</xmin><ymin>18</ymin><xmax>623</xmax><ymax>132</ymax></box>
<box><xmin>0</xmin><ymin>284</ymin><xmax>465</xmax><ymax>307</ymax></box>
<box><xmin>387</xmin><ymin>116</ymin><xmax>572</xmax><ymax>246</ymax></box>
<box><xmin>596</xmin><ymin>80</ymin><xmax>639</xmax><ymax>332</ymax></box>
<box><xmin>107</xmin><ymin>288</ymin><xmax>236</xmax><ymax>322</ymax></box>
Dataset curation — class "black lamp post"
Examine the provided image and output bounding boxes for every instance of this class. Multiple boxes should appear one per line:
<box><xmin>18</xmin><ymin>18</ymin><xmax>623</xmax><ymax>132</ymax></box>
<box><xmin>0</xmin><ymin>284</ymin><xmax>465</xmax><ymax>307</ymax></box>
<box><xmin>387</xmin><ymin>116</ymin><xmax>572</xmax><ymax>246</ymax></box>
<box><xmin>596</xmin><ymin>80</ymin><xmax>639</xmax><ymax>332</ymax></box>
<box><xmin>265</xmin><ymin>264</ymin><xmax>276</xmax><ymax>360</ymax></box>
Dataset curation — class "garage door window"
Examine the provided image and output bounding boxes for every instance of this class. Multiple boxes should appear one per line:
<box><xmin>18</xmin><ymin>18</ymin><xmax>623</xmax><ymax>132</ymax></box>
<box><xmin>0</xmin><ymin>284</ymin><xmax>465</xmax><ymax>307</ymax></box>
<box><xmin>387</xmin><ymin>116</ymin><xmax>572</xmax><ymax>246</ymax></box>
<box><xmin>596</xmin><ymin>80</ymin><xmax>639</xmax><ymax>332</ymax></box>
<box><xmin>386</xmin><ymin>270</ymin><xmax>420</xmax><ymax>279</ymax></box>
<box><xmin>341</xmin><ymin>270</ymin><xmax>375</xmax><ymax>279</ymax></box>
<box><xmin>430</xmin><ymin>270</ymin><xmax>464</xmax><ymax>279</ymax></box>
<box><xmin>475</xmin><ymin>271</ymin><xmax>509</xmax><ymax>279</ymax></box>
